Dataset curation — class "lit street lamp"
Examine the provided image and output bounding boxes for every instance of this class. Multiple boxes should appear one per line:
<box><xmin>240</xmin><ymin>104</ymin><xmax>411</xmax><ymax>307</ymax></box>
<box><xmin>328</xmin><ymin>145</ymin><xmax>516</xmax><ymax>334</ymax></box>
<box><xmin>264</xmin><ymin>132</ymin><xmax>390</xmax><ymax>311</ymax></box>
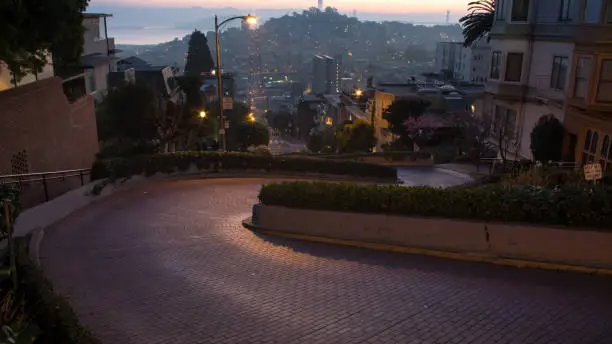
<box><xmin>199</xmin><ymin>110</ymin><xmax>207</xmax><ymax>119</ymax></box>
<box><xmin>354</xmin><ymin>89</ymin><xmax>363</xmax><ymax>97</ymax></box>
<box><xmin>215</xmin><ymin>14</ymin><xmax>257</xmax><ymax>151</ymax></box>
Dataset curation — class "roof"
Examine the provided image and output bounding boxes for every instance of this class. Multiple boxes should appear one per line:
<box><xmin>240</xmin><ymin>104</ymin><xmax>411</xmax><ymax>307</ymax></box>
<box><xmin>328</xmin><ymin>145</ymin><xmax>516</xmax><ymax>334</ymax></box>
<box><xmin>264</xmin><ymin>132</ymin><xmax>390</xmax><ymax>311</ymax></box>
<box><xmin>83</xmin><ymin>13</ymin><xmax>113</xmax><ymax>19</ymax></box>
<box><xmin>80</xmin><ymin>53</ymin><xmax>120</xmax><ymax>68</ymax></box>
<box><xmin>118</xmin><ymin>56</ymin><xmax>150</xmax><ymax>67</ymax></box>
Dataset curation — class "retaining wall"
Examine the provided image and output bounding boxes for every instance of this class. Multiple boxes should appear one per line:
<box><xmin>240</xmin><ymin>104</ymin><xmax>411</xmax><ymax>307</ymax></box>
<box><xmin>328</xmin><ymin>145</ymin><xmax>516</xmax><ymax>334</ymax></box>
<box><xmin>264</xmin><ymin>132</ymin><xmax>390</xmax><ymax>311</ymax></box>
<box><xmin>253</xmin><ymin>205</ymin><xmax>612</xmax><ymax>269</ymax></box>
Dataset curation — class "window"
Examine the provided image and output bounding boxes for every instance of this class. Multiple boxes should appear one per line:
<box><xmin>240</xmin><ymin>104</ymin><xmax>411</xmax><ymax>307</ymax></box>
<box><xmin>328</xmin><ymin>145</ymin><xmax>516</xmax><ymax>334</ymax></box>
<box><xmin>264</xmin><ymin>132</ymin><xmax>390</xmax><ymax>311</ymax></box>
<box><xmin>511</xmin><ymin>0</ymin><xmax>530</xmax><ymax>21</ymax></box>
<box><xmin>550</xmin><ymin>56</ymin><xmax>569</xmax><ymax>90</ymax></box>
<box><xmin>582</xmin><ymin>129</ymin><xmax>597</xmax><ymax>163</ymax></box>
<box><xmin>573</xmin><ymin>57</ymin><xmax>591</xmax><ymax>99</ymax></box>
<box><xmin>600</xmin><ymin>135</ymin><xmax>612</xmax><ymax>170</ymax></box>
<box><xmin>559</xmin><ymin>0</ymin><xmax>573</xmax><ymax>21</ymax></box>
<box><xmin>492</xmin><ymin>105</ymin><xmax>517</xmax><ymax>140</ymax></box>
<box><xmin>607</xmin><ymin>0</ymin><xmax>612</xmax><ymax>23</ymax></box>
<box><xmin>596</xmin><ymin>59</ymin><xmax>612</xmax><ymax>102</ymax></box>
<box><xmin>505</xmin><ymin>53</ymin><xmax>523</xmax><ymax>82</ymax></box>
<box><xmin>490</xmin><ymin>51</ymin><xmax>502</xmax><ymax>79</ymax></box>
<box><xmin>497</xmin><ymin>0</ymin><xmax>507</xmax><ymax>20</ymax></box>
<box><xmin>584</xmin><ymin>0</ymin><xmax>602</xmax><ymax>23</ymax></box>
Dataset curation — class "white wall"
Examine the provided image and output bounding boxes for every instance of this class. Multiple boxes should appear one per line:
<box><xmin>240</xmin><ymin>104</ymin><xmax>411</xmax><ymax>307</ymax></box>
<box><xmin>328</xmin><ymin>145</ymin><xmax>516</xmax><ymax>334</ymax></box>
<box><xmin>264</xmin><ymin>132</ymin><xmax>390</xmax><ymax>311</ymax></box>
<box><xmin>528</xmin><ymin>41</ymin><xmax>575</xmax><ymax>104</ymax></box>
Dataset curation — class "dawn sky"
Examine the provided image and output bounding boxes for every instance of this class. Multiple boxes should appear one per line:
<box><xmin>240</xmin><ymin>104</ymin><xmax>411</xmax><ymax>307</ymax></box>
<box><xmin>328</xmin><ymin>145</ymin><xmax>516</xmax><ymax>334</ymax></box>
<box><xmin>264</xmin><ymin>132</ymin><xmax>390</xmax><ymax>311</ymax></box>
<box><xmin>90</xmin><ymin>0</ymin><xmax>470</xmax><ymax>14</ymax></box>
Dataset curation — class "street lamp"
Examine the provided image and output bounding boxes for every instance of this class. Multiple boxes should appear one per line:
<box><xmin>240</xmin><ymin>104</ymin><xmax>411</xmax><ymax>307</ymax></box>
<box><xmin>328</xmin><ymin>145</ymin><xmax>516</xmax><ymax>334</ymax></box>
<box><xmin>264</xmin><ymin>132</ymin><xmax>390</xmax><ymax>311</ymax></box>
<box><xmin>199</xmin><ymin>110</ymin><xmax>207</xmax><ymax>119</ymax></box>
<box><xmin>215</xmin><ymin>14</ymin><xmax>257</xmax><ymax>151</ymax></box>
<box><xmin>354</xmin><ymin>89</ymin><xmax>363</xmax><ymax>97</ymax></box>
<box><xmin>248</xmin><ymin>113</ymin><xmax>256</xmax><ymax>123</ymax></box>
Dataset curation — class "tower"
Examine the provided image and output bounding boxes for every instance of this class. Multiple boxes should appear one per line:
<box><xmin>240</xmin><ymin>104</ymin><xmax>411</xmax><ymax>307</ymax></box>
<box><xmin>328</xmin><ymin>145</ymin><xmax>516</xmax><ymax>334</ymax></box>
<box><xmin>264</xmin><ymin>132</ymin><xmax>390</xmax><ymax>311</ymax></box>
<box><xmin>445</xmin><ymin>10</ymin><xmax>450</xmax><ymax>24</ymax></box>
<box><xmin>318</xmin><ymin>0</ymin><xmax>323</xmax><ymax>10</ymax></box>
<box><xmin>352</xmin><ymin>9</ymin><xmax>357</xmax><ymax>17</ymax></box>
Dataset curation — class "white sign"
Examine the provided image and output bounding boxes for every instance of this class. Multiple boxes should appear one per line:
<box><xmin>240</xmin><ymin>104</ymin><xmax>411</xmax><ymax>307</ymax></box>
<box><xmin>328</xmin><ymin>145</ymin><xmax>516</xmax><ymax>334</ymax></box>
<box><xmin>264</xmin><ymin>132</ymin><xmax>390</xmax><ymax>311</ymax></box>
<box><xmin>223</xmin><ymin>97</ymin><xmax>233</xmax><ymax>110</ymax></box>
<box><xmin>218</xmin><ymin>129</ymin><xmax>226</xmax><ymax>135</ymax></box>
<box><xmin>584</xmin><ymin>163</ymin><xmax>603</xmax><ymax>181</ymax></box>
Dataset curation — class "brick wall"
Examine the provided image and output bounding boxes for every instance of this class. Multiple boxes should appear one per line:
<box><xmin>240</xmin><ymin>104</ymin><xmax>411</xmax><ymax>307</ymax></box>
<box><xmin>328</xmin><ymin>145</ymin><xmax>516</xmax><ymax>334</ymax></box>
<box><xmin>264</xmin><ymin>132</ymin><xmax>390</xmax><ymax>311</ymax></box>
<box><xmin>0</xmin><ymin>77</ymin><xmax>99</xmax><ymax>175</ymax></box>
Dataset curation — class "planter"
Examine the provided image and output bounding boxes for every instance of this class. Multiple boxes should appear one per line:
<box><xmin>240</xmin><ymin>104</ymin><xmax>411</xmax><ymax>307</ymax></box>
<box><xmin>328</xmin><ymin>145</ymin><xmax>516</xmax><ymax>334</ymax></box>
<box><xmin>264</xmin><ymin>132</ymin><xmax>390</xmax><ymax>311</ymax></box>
<box><xmin>252</xmin><ymin>205</ymin><xmax>612</xmax><ymax>269</ymax></box>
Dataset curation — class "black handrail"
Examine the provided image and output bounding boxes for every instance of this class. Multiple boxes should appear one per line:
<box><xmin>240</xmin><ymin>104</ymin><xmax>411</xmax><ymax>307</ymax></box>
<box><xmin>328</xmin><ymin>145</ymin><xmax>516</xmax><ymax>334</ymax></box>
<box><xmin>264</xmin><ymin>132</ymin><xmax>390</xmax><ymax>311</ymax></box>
<box><xmin>0</xmin><ymin>169</ymin><xmax>91</xmax><ymax>202</ymax></box>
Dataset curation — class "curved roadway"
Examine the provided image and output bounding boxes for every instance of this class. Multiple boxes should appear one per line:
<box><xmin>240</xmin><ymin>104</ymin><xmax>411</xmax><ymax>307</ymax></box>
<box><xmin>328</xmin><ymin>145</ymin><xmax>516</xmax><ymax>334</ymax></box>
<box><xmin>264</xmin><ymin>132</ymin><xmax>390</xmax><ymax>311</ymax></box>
<box><xmin>41</xmin><ymin>177</ymin><xmax>612</xmax><ymax>344</ymax></box>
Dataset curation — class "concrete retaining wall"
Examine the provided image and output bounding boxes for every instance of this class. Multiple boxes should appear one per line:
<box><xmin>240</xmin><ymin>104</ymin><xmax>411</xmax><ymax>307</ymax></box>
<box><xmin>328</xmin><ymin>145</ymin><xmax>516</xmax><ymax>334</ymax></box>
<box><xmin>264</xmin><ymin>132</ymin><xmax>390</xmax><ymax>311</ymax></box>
<box><xmin>254</xmin><ymin>205</ymin><xmax>612</xmax><ymax>269</ymax></box>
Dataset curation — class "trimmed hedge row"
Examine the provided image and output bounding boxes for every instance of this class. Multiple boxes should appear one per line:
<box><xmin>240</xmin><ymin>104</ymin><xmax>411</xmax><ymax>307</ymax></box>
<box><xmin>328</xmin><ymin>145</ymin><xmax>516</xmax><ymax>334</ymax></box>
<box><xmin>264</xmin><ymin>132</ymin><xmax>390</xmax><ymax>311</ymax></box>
<box><xmin>15</xmin><ymin>237</ymin><xmax>101</xmax><ymax>344</ymax></box>
<box><xmin>91</xmin><ymin>151</ymin><xmax>398</xmax><ymax>181</ymax></box>
<box><xmin>258</xmin><ymin>182</ymin><xmax>612</xmax><ymax>229</ymax></box>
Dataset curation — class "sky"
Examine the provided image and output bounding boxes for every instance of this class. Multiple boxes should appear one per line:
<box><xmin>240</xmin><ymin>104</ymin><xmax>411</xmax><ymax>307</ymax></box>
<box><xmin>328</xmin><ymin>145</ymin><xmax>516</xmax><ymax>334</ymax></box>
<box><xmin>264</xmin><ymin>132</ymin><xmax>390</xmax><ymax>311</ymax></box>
<box><xmin>90</xmin><ymin>0</ymin><xmax>470</xmax><ymax>15</ymax></box>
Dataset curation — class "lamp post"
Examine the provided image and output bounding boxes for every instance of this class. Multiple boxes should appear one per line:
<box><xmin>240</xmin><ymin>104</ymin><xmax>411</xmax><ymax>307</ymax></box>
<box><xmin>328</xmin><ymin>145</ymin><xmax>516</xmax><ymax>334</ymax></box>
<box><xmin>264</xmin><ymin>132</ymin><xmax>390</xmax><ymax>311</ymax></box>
<box><xmin>215</xmin><ymin>14</ymin><xmax>257</xmax><ymax>151</ymax></box>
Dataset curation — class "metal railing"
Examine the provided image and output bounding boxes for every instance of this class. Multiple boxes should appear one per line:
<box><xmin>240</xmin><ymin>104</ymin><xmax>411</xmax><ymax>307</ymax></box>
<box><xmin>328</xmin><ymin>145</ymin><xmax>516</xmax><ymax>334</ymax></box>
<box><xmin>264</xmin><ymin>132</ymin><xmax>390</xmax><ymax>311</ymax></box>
<box><xmin>0</xmin><ymin>169</ymin><xmax>91</xmax><ymax>208</ymax></box>
<box><xmin>477</xmin><ymin>158</ymin><xmax>582</xmax><ymax>175</ymax></box>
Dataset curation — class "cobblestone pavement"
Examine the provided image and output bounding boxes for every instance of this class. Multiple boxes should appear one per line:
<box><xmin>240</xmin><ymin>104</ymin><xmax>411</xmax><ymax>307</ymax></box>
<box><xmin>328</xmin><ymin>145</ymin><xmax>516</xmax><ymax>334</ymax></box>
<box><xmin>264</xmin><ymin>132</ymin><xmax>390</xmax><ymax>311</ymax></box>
<box><xmin>40</xmin><ymin>178</ymin><xmax>612</xmax><ymax>344</ymax></box>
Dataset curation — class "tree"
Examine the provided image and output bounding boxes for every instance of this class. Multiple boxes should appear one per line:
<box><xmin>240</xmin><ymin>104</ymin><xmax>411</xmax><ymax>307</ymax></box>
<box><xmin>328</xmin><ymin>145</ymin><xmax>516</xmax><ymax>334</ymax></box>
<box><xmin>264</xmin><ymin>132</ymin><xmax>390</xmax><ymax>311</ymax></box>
<box><xmin>268</xmin><ymin>111</ymin><xmax>296</xmax><ymax>137</ymax></box>
<box><xmin>459</xmin><ymin>0</ymin><xmax>495</xmax><ymax>47</ymax></box>
<box><xmin>383</xmin><ymin>99</ymin><xmax>430</xmax><ymax>146</ymax></box>
<box><xmin>530</xmin><ymin>115</ymin><xmax>565</xmax><ymax>163</ymax></box>
<box><xmin>307</xmin><ymin>128</ymin><xmax>337</xmax><ymax>153</ymax></box>
<box><xmin>337</xmin><ymin>120</ymin><xmax>376</xmax><ymax>153</ymax></box>
<box><xmin>231</xmin><ymin>122</ymin><xmax>270</xmax><ymax>151</ymax></box>
<box><xmin>96</xmin><ymin>84</ymin><xmax>183</xmax><ymax>151</ymax></box>
<box><xmin>490</xmin><ymin>110</ymin><xmax>518</xmax><ymax>163</ymax></box>
<box><xmin>0</xmin><ymin>0</ymin><xmax>89</xmax><ymax>82</ymax></box>
<box><xmin>184</xmin><ymin>30</ymin><xmax>215</xmax><ymax>77</ymax></box>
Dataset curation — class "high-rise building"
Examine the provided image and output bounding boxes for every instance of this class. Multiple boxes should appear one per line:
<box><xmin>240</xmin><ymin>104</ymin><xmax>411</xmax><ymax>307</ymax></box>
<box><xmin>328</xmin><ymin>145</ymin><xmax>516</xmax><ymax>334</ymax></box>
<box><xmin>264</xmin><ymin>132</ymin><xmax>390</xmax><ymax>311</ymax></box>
<box><xmin>485</xmin><ymin>0</ymin><xmax>612</xmax><ymax>165</ymax></box>
<box><xmin>318</xmin><ymin>0</ymin><xmax>323</xmax><ymax>10</ymax></box>
<box><xmin>312</xmin><ymin>55</ymin><xmax>341</xmax><ymax>95</ymax></box>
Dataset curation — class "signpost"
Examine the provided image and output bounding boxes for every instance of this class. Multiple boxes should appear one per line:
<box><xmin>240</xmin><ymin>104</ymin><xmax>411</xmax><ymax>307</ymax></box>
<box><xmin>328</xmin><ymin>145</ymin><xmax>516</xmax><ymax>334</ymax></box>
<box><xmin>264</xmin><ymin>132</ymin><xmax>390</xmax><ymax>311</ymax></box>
<box><xmin>583</xmin><ymin>163</ymin><xmax>603</xmax><ymax>182</ymax></box>
<box><xmin>223</xmin><ymin>97</ymin><xmax>233</xmax><ymax>110</ymax></box>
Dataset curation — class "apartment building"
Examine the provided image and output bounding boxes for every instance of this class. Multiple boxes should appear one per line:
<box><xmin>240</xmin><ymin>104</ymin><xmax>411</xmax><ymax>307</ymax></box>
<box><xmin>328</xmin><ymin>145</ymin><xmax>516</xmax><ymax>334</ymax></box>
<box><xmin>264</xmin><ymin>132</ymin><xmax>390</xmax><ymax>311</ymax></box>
<box><xmin>312</xmin><ymin>55</ymin><xmax>341</xmax><ymax>94</ymax></box>
<box><xmin>435</xmin><ymin>41</ymin><xmax>491</xmax><ymax>85</ymax></box>
<box><xmin>485</xmin><ymin>0</ymin><xmax>612</xmax><ymax>162</ymax></box>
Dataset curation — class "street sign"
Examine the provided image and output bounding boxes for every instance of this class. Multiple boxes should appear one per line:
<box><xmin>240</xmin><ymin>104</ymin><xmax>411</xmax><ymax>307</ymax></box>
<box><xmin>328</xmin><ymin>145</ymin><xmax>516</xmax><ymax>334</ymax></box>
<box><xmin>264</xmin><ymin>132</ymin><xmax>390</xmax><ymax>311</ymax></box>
<box><xmin>584</xmin><ymin>163</ymin><xmax>603</xmax><ymax>181</ymax></box>
<box><xmin>218</xmin><ymin>129</ymin><xmax>225</xmax><ymax>135</ymax></box>
<box><xmin>223</xmin><ymin>97</ymin><xmax>233</xmax><ymax>110</ymax></box>
<box><xmin>224</xmin><ymin>122</ymin><xmax>230</xmax><ymax>129</ymax></box>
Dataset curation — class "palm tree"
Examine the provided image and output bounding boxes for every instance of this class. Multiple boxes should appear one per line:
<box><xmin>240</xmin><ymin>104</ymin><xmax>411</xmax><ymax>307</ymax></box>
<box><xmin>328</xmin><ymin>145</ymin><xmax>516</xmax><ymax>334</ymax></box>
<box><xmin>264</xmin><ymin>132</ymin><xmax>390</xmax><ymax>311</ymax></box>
<box><xmin>459</xmin><ymin>0</ymin><xmax>495</xmax><ymax>47</ymax></box>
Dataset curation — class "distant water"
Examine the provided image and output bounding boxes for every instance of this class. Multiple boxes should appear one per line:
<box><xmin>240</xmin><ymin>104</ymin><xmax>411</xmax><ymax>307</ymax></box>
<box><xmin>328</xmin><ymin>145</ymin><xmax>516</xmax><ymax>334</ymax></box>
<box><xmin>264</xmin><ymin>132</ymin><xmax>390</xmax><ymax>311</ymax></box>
<box><xmin>109</xmin><ymin>27</ymin><xmax>193</xmax><ymax>45</ymax></box>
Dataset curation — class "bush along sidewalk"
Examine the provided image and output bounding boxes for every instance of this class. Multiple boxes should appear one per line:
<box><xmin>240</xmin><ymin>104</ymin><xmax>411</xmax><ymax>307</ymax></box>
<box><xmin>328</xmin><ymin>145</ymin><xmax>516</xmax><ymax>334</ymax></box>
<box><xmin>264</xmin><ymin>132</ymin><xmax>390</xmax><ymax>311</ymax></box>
<box><xmin>0</xmin><ymin>186</ymin><xmax>100</xmax><ymax>344</ymax></box>
<box><xmin>258</xmin><ymin>181</ymin><xmax>612</xmax><ymax>230</ymax></box>
<box><xmin>91</xmin><ymin>151</ymin><xmax>398</xmax><ymax>182</ymax></box>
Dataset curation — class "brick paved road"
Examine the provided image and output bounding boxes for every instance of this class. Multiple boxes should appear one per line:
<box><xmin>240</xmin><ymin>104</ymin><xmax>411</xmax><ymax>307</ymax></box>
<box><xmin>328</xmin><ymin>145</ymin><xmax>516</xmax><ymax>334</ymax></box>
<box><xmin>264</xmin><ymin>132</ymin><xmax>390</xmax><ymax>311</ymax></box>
<box><xmin>40</xmin><ymin>178</ymin><xmax>612</xmax><ymax>344</ymax></box>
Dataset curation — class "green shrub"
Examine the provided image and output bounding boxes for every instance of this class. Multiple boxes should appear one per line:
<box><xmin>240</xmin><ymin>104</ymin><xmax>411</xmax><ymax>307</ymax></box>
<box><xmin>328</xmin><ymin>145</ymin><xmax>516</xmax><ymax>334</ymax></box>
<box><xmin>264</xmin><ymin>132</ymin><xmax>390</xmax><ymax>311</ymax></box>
<box><xmin>503</xmin><ymin>165</ymin><xmax>612</xmax><ymax>188</ymax></box>
<box><xmin>0</xmin><ymin>186</ymin><xmax>20</xmax><ymax>239</ymax></box>
<box><xmin>15</xmin><ymin>238</ymin><xmax>101</xmax><ymax>344</ymax></box>
<box><xmin>258</xmin><ymin>181</ymin><xmax>612</xmax><ymax>229</ymax></box>
<box><xmin>91</xmin><ymin>151</ymin><xmax>397</xmax><ymax>181</ymax></box>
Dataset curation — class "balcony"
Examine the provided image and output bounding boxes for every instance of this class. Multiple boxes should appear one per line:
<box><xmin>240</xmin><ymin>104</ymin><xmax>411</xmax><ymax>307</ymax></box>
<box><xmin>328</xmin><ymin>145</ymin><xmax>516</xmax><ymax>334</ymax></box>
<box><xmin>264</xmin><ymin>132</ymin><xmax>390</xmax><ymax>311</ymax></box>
<box><xmin>83</xmin><ymin>37</ymin><xmax>116</xmax><ymax>56</ymax></box>
<box><xmin>485</xmin><ymin>81</ymin><xmax>528</xmax><ymax>101</ymax></box>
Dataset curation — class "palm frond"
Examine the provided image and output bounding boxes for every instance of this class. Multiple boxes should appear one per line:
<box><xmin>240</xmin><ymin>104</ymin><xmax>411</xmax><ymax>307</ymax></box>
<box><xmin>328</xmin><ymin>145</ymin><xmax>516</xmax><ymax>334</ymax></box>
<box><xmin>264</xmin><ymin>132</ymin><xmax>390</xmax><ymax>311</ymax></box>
<box><xmin>459</xmin><ymin>0</ymin><xmax>495</xmax><ymax>47</ymax></box>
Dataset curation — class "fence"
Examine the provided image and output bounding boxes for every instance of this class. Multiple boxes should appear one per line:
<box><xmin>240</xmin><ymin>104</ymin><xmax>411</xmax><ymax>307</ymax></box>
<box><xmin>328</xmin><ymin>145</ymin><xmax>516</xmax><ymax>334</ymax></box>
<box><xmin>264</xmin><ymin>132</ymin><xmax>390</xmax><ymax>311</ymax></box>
<box><xmin>478</xmin><ymin>158</ymin><xmax>582</xmax><ymax>176</ymax></box>
<box><xmin>0</xmin><ymin>169</ymin><xmax>91</xmax><ymax>209</ymax></box>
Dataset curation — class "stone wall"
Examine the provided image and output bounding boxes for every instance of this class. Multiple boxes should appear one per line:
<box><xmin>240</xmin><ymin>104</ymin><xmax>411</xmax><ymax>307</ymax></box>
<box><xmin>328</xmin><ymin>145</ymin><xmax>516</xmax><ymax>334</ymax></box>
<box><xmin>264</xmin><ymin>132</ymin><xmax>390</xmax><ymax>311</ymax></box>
<box><xmin>0</xmin><ymin>77</ymin><xmax>99</xmax><ymax>206</ymax></box>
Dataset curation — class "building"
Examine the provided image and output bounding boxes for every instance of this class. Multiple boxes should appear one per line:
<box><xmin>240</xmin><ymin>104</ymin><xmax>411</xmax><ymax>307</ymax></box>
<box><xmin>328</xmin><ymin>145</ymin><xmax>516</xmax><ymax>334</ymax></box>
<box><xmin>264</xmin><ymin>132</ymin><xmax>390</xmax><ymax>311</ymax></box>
<box><xmin>435</xmin><ymin>42</ymin><xmax>462</xmax><ymax>76</ymax></box>
<box><xmin>0</xmin><ymin>54</ymin><xmax>55</xmax><ymax>91</ymax></box>
<box><xmin>312</xmin><ymin>55</ymin><xmax>341</xmax><ymax>95</ymax></box>
<box><xmin>485</xmin><ymin>0</ymin><xmax>612</xmax><ymax>163</ymax></box>
<box><xmin>56</xmin><ymin>13</ymin><xmax>120</xmax><ymax>102</ymax></box>
<box><xmin>453</xmin><ymin>39</ymin><xmax>491</xmax><ymax>85</ymax></box>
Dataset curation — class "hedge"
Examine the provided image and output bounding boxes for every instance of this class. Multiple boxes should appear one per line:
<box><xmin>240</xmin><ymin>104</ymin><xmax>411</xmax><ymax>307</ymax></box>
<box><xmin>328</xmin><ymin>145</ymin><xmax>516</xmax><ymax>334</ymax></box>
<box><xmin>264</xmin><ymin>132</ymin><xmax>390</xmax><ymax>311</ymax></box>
<box><xmin>258</xmin><ymin>182</ymin><xmax>612</xmax><ymax>229</ymax></box>
<box><xmin>91</xmin><ymin>151</ymin><xmax>398</xmax><ymax>181</ymax></box>
<box><xmin>15</xmin><ymin>237</ymin><xmax>101</xmax><ymax>344</ymax></box>
<box><xmin>0</xmin><ymin>185</ymin><xmax>20</xmax><ymax>240</ymax></box>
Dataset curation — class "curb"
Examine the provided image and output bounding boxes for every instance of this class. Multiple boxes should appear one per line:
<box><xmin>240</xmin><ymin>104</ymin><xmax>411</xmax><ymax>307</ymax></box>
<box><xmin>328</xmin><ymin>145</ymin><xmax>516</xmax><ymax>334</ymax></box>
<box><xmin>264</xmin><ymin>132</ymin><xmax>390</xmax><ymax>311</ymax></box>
<box><xmin>242</xmin><ymin>218</ymin><xmax>612</xmax><ymax>277</ymax></box>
